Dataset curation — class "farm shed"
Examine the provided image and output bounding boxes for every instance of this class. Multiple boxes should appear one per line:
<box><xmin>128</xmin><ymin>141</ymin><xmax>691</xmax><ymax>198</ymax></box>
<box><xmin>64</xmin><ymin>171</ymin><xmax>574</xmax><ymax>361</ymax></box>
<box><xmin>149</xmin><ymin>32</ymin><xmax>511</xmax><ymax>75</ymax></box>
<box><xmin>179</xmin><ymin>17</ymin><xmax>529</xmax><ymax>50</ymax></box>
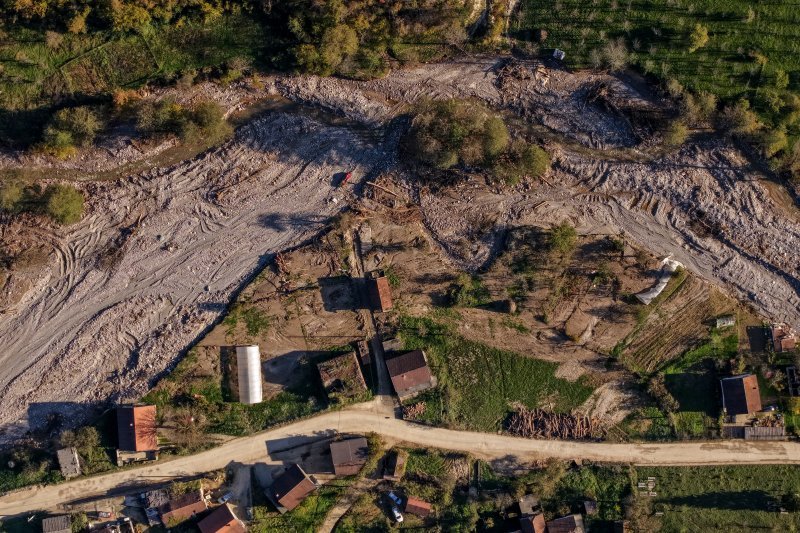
<box><xmin>159</xmin><ymin>490</ymin><xmax>207</xmax><ymax>526</ymax></box>
<box><xmin>404</xmin><ymin>496</ymin><xmax>432</xmax><ymax>517</ymax></box>
<box><xmin>720</xmin><ymin>374</ymin><xmax>762</xmax><ymax>416</ymax></box>
<box><xmin>385</xmin><ymin>349</ymin><xmax>435</xmax><ymax>400</ymax></box>
<box><xmin>198</xmin><ymin>503</ymin><xmax>245</xmax><ymax>533</ymax></box>
<box><xmin>41</xmin><ymin>515</ymin><xmax>71</xmax><ymax>533</ymax></box>
<box><xmin>116</xmin><ymin>404</ymin><xmax>158</xmax><ymax>451</ymax></box>
<box><xmin>367</xmin><ymin>270</ymin><xmax>393</xmax><ymax>311</ymax></box>
<box><xmin>268</xmin><ymin>464</ymin><xmax>316</xmax><ymax>513</ymax></box>
<box><xmin>771</xmin><ymin>323</ymin><xmax>797</xmax><ymax>353</ymax></box>
<box><xmin>236</xmin><ymin>345</ymin><xmax>263</xmax><ymax>404</ymax></box>
<box><xmin>56</xmin><ymin>447</ymin><xmax>81</xmax><ymax>479</ymax></box>
<box><xmin>547</xmin><ymin>513</ymin><xmax>586</xmax><ymax>533</ymax></box>
<box><xmin>520</xmin><ymin>513</ymin><xmax>547</xmax><ymax>533</ymax></box>
<box><xmin>330</xmin><ymin>436</ymin><xmax>369</xmax><ymax>476</ymax></box>
<box><xmin>716</xmin><ymin>315</ymin><xmax>735</xmax><ymax>328</ymax></box>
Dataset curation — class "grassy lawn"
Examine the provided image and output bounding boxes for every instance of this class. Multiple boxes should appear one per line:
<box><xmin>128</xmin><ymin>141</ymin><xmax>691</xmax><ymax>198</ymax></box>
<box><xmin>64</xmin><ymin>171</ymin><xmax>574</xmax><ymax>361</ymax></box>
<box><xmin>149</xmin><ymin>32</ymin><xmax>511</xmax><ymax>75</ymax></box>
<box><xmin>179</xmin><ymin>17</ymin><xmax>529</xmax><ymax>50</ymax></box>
<box><xmin>514</xmin><ymin>0</ymin><xmax>800</xmax><ymax>107</ymax></box>
<box><xmin>250</xmin><ymin>480</ymin><xmax>352</xmax><ymax>533</ymax></box>
<box><xmin>398</xmin><ymin>315</ymin><xmax>595</xmax><ymax>432</ymax></box>
<box><xmin>637</xmin><ymin>465</ymin><xmax>800</xmax><ymax>530</ymax></box>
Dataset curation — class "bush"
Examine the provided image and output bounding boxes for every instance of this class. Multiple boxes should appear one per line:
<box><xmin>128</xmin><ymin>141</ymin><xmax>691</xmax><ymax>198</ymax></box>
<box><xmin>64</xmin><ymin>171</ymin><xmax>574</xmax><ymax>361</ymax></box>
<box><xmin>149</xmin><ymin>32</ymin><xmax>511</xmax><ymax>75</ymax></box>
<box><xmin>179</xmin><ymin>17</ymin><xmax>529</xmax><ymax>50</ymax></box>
<box><xmin>549</xmin><ymin>222</ymin><xmax>577</xmax><ymax>255</ymax></box>
<box><xmin>648</xmin><ymin>375</ymin><xmax>679</xmax><ymax>412</ymax></box>
<box><xmin>137</xmin><ymin>98</ymin><xmax>230</xmax><ymax>141</ymax></box>
<box><xmin>494</xmin><ymin>141</ymin><xmax>550</xmax><ymax>184</ymax></box>
<box><xmin>45</xmin><ymin>184</ymin><xmax>84</xmax><ymax>225</ymax></box>
<box><xmin>449</xmin><ymin>273</ymin><xmax>490</xmax><ymax>307</ymax></box>
<box><xmin>0</xmin><ymin>181</ymin><xmax>23</xmax><ymax>212</ymax></box>
<box><xmin>41</xmin><ymin>106</ymin><xmax>104</xmax><ymax>158</ymax></box>
<box><xmin>756</xmin><ymin>127</ymin><xmax>788</xmax><ymax>157</ymax></box>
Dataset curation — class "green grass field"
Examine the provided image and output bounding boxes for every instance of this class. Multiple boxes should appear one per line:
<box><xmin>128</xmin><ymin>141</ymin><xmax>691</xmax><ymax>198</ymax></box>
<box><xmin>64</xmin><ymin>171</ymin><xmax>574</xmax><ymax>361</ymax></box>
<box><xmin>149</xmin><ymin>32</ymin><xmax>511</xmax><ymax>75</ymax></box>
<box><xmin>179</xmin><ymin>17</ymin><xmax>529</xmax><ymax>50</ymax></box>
<box><xmin>637</xmin><ymin>465</ymin><xmax>800</xmax><ymax>530</ymax></box>
<box><xmin>398</xmin><ymin>316</ymin><xmax>594</xmax><ymax>432</ymax></box>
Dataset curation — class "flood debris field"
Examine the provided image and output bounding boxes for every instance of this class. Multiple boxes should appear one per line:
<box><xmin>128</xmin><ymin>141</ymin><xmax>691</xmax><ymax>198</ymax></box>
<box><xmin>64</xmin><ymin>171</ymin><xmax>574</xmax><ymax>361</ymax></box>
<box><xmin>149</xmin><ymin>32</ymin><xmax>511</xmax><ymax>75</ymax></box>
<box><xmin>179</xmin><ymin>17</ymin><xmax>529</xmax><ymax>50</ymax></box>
<box><xmin>0</xmin><ymin>55</ymin><xmax>798</xmax><ymax>441</ymax></box>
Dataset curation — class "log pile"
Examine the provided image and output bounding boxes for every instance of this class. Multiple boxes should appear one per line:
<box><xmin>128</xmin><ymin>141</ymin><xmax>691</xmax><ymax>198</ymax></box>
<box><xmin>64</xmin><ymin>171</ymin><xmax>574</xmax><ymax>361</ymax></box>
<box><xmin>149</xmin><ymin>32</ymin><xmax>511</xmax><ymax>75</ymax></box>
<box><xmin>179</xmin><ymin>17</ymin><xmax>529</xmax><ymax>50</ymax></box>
<box><xmin>507</xmin><ymin>406</ymin><xmax>605</xmax><ymax>440</ymax></box>
<box><xmin>402</xmin><ymin>402</ymin><xmax>426</xmax><ymax>420</ymax></box>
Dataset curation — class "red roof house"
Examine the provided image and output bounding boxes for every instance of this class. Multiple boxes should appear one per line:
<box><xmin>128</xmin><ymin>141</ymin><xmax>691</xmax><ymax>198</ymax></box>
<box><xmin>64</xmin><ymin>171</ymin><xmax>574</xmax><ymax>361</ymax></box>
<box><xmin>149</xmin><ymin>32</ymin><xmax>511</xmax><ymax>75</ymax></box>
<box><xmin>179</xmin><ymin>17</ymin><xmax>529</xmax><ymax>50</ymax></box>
<box><xmin>117</xmin><ymin>404</ymin><xmax>157</xmax><ymax>451</ymax></box>
<box><xmin>269</xmin><ymin>464</ymin><xmax>316</xmax><ymax>512</ymax></box>
<box><xmin>404</xmin><ymin>496</ymin><xmax>432</xmax><ymax>517</ymax></box>
<box><xmin>385</xmin><ymin>350</ymin><xmax>435</xmax><ymax>400</ymax></box>
<box><xmin>721</xmin><ymin>374</ymin><xmax>762</xmax><ymax>416</ymax></box>
<box><xmin>198</xmin><ymin>503</ymin><xmax>245</xmax><ymax>533</ymax></box>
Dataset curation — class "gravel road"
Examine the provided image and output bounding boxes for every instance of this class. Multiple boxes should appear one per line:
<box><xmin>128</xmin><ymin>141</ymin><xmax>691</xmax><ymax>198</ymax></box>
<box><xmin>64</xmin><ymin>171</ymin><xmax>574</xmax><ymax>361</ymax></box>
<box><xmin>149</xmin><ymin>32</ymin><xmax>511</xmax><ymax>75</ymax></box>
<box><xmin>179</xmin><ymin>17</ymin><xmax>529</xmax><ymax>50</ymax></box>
<box><xmin>2</xmin><ymin>403</ymin><xmax>799</xmax><ymax>517</ymax></box>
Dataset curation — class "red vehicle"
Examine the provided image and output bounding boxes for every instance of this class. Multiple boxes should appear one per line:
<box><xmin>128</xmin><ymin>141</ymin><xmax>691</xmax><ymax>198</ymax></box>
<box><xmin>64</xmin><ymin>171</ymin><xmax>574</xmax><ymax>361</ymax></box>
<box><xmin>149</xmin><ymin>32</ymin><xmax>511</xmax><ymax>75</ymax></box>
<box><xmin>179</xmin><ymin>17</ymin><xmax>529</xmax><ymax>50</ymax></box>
<box><xmin>341</xmin><ymin>171</ymin><xmax>353</xmax><ymax>186</ymax></box>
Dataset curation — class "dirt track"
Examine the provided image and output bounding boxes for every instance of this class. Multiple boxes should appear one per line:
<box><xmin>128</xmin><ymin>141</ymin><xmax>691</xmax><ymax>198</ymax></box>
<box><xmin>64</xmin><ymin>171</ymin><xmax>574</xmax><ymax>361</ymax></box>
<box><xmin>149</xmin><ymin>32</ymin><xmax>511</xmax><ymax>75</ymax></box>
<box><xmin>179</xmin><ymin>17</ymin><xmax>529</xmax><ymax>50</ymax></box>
<box><xmin>2</xmin><ymin>403</ymin><xmax>800</xmax><ymax>517</ymax></box>
<box><xmin>0</xmin><ymin>112</ymin><xmax>389</xmax><ymax>439</ymax></box>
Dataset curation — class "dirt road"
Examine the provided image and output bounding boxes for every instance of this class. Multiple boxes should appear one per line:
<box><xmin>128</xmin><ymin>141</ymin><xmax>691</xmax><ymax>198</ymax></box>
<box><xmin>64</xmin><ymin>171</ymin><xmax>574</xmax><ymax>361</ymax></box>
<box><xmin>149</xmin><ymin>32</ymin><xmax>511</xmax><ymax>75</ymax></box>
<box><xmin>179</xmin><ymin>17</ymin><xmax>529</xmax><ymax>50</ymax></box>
<box><xmin>2</xmin><ymin>405</ymin><xmax>800</xmax><ymax>517</ymax></box>
<box><xmin>0</xmin><ymin>112</ymin><xmax>389</xmax><ymax>439</ymax></box>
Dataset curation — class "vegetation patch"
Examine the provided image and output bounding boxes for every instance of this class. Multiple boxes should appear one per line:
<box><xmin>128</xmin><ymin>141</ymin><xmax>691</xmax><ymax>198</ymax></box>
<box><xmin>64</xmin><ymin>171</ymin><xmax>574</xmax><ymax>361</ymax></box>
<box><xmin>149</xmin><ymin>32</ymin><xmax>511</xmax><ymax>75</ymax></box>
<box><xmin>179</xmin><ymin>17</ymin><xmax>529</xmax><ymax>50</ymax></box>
<box><xmin>398</xmin><ymin>316</ymin><xmax>594</xmax><ymax>431</ymax></box>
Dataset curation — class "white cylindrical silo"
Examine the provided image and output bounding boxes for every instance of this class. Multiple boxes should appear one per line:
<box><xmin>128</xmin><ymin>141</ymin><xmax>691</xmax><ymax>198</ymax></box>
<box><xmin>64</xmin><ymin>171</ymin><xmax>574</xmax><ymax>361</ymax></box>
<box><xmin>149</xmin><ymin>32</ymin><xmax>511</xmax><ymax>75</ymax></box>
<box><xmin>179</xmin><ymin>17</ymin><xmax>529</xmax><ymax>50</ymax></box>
<box><xmin>236</xmin><ymin>345</ymin><xmax>263</xmax><ymax>404</ymax></box>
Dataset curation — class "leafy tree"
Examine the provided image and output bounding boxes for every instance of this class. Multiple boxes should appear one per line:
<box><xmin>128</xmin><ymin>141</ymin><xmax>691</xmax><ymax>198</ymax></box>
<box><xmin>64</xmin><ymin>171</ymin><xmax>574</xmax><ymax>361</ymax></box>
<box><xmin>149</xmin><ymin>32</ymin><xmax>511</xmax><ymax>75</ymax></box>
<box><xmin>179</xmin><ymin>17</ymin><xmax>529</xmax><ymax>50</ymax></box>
<box><xmin>688</xmin><ymin>23</ymin><xmax>710</xmax><ymax>52</ymax></box>
<box><xmin>41</xmin><ymin>106</ymin><xmax>104</xmax><ymax>158</ymax></box>
<box><xmin>717</xmin><ymin>99</ymin><xmax>760</xmax><ymax>136</ymax></box>
<box><xmin>109</xmin><ymin>0</ymin><xmax>151</xmax><ymax>32</ymax></box>
<box><xmin>756</xmin><ymin>127</ymin><xmax>788</xmax><ymax>157</ymax></box>
<box><xmin>45</xmin><ymin>184</ymin><xmax>84</xmax><ymax>225</ymax></box>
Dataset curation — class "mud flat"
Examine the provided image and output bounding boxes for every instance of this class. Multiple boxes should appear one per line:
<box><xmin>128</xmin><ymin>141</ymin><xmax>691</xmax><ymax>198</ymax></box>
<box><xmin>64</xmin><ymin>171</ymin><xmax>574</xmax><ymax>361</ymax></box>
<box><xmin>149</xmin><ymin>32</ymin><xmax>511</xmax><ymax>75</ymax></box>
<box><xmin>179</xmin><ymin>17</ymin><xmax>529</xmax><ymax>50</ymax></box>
<box><xmin>0</xmin><ymin>112</ymin><xmax>389</xmax><ymax>439</ymax></box>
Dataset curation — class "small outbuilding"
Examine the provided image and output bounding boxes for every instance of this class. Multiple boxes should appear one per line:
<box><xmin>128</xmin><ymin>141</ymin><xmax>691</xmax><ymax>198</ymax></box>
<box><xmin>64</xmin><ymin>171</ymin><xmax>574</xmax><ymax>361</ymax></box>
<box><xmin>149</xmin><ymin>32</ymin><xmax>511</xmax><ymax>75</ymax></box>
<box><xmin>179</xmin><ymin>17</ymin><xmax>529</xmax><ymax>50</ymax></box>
<box><xmin>159</xmin><ymin>490</ymin><xmax>207</xmax><ymax>527</ymax></box>
<box><xmin>382</xmin><ymin>449</ymin><xmax>408</xmax><ymax>481</ymax></box>
<box><xmin>771</xmin><ymin>323</ymin><xmax>798</xmax><ymax>353</ymax></box>
<box><xmin>716</xmin><ymin>315</ymin><xmax>735</xmax><ymax>329</ymax></box>
<box><xmin>41</xmin><ymin>515</ymin><xmax>71</xmax><ymax>533</ymax></box>
<box><xmin>553</xmin><ymin>48</ymin><xmax>566</xmax><ymax>61</ymax></box>
<box><xmin>330</xmin><ymin>437</ymin><xmax>369</xmax><ymax>476</ymax></box>
<box><xmin>236</xmin><ymin>345</ymin><xmax>263</xmax><ymax>405</ymax></box>
<box><xmin>385</xmin><ymin>349</ymin><xmax>435</xmax><ymax>400</ymax></box>
<box><xmin>56</xmin><ymin>447</ymin><xmax>81</xmax><ymax>479</ymax></box>
<box><xmin>721</xmin><ymin>374</ymin><xmax>762</xmax><ymax>416</ymax></box>
<box><xmin>367</xmin><ymin>270</ymin><xmax>393</xmax><ymax>311</ymax></box>
<box><xmin>404</xmin><ymin>496</ymin><xmax>432</xmax><ymax>517</ymax></box>
<box><xmin>117</xmin><ymin>404</ymin><xmax>158</xmax><ymax>452</ymax></box>
<box><xmin>547</xmin><ymin>513</ymin><xmax>586</xmax><ymax>533</ymax></box>
<box><xmin>584</xmin><ymin>499</ymin><xmax>598</xmax><ymax>515</ymax></box>
<box><xmin>198</xmin><ymin>503</ymin><xmax>246</xmax><ymax>533</ymax></box>
<box><xmin>268</xmin><ymin>464</ymin><xmax>316</xmax><ymax>513</ymax></box>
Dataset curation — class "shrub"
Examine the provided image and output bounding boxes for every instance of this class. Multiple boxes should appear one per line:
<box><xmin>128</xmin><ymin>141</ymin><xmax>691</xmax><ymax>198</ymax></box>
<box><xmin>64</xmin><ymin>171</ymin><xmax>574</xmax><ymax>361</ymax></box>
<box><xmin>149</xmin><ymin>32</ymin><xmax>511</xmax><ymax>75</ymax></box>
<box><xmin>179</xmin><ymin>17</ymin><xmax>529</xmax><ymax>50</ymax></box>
<box><xmin>41</xmin><ymin>106</ymin><xmax>104</xmax><ymax>158</ymax></box>
<box><xmin>648</xmin><ymin>375</ymin><xmax>679</xmax><ymax>412</ymax></box>
<box><xmin>137</xmin><ymin>99</ymin><xmax>229</xmax><ymax>142</ymax></box>
<box><xmin>494</xmin><ymin>141</ymin><xmax>550</xmax><ymax>184</ymax></box>
<box><xmin>45</xmin><ymin>184</ymin><xmax>84</xmax><ymax>225</ymax></box>
<box><xmin>549</xmin><ymin>222</ymin><xmax>577</xmax><ymax>255</ymax></box>
<box><xmin>602</xmin><ymin>37</ymin><xmax>629</xmax><ymax>71</ymax></box>
<box><xmin>756</xmin><ymin>127</ymin><xmax>788</xmax><ymax>157</ymax></box>
<box><xmin>0</xmin><ymin>181</ymin><xmax>23</xmax><ymax>212</ymax></box>
<box><xmin>688</xmin><ymin>24</ymin><xmax>709</xmax><ymax>53</ymax></box>
<box><xmin>449</xmin><ymin>273</ymin><xmax>490</xmax><ymax>307</ymax></box>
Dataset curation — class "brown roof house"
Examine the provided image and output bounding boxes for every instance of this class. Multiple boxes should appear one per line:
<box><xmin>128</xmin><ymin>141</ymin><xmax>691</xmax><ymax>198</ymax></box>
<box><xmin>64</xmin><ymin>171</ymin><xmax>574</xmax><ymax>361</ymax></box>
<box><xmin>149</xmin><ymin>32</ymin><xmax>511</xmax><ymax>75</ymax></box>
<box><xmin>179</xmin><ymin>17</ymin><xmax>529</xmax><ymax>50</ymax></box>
<box><xmin>330</xmin><ymin>437</ymin><xmax>369</xmax><ymax>476</ymax></box>
<box><xmin>520</xmin><ymin>514</ymin><xmax>547</xmax><ymax>533</ymax></box>
<box><xmin>721</xmin><ymin>374</ymin><xmax>762</xmax><ymax>416</ymax></box>
<box><xmin>41</xmin><ymin>515</ymin><xmax>71</xmax><ymax>533</ymax></box>
<box><xmin>198</xmin><ymin>503</ymin><xmax>246</xmax><ymax>533</ymax></box>
<box><xmin>547</xmin><ymin>514</ymin><xmax>586</xmax><ymax>533</ymax></box>
<box><xmin>268</xmin><ymin>464</ymin><xmax>316</xmax><ymax>513</ymax></box>
<box><xmin>159</xmin><ymin>490</ymin><xmax>207</xmax><ymax>527</ymax></box>
<box><xmin>404</xmin><ymin>496</ymin><xmax>432</xmax><ymax>517</ymax></box>
<box><xmin>316</xmin><ymin>351</ymin><xmax>368</xmax><ymax>405</ymax></box>
<box><xmin>367</xmin><ymin>270</ymin><xmax>393</xmax><ymax>311</ymax></box>
<box><xmin>117</xmin><ymin>404</ymin><xmax>158</xmax><ymax>451</ymax></box>
<box><xmin>385</xmin><ymin>350</ymin><xmax>436</xmax><ymax>400</ymax></box>
<box><xmin>772</xmin><ymin>323</ymin><xmax>798</xmax><ymax>353</ymax></box>
<box><xmin>56</xmin><ymin>447</ymin><xmax>81</xmax><ymax>479</ymax></box>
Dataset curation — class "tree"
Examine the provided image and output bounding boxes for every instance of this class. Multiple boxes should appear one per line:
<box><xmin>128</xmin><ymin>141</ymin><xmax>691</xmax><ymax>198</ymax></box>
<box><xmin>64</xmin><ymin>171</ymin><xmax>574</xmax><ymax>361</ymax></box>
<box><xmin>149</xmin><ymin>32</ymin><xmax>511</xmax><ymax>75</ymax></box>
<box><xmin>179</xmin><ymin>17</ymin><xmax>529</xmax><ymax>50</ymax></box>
<box><xmin>602</xmin><ymin>37</ymin><xmax>629</xmax><ymax>71</ymax></box>
<box><xmin>109</xmin><ymin>0</ymin><xmax>151</xmax><ymax>32</ymax></box>
<box><xmin>755</xmin><ymin>127</ymin><xmax>788</xmax><ymax>157</ymax></box>
<box><xmin>688</xmin><ymin>23</ymin><xmax>709</xmax><ymax>52</ymax></box>
<box><xmin>0</xmin><ymin>182</ymin><xmax>23</xmax><ymax>212</ymax></box>
<box><xmin>319</xmin><ymin>24</ymin><xmax>358</xmax><ymax>75</ymax></box>
<box><xmin>45</xmin><ymin>184</ymin><xmax>84</xmax><ymax>225</ymax></box>
<box><xmin>42</xmin><ymin>106</ymin><xmax>104</xmax><ymax>158</ymax></box>
<box><xmin>717</xmin><ymin>99</ymin><xmax>760</xmax><ymax>136</ymax></box>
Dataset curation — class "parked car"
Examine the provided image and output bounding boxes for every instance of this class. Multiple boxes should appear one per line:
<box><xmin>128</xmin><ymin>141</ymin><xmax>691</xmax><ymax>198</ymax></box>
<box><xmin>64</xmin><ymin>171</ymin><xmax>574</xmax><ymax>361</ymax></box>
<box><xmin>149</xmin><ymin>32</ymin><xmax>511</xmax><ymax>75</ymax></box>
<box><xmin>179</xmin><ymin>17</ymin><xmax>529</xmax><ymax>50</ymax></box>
<box><xmin>97</xmin><ymin>511</ymin><xmax>112</xmax><ymax>519</ymax></box>
<box><xmin>218</xmin><ymin>492</ymin><xmax>233</xmax><ymax>504</ymax></box>
<box><xmin>387</xmin><ymin>491</ymin><xmax>403</xmax><ymax>507</ymax></box>
<box><xmin>390</xmin><ymin>506</ymin><xmax>404</xmax><ymax>523</ymax></box>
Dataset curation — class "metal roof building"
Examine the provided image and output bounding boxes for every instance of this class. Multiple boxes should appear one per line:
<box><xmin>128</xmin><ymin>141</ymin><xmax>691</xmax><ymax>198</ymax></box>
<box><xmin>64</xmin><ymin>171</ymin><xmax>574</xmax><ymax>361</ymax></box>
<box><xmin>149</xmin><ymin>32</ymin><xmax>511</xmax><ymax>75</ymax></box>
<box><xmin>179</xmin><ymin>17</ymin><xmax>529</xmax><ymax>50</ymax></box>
<box><xmin>330</xmin><ymin>437</ymin><xmax>369</xmax><ymax>476</ymax></box>
<box><xmin>721</xmin><ymin>374</ymin><xmax>762</xmax><ymax>416</ymax></box>
<box><xmin>236</xmin><ymin>345</ymin><xmax>263</xmax><ymax>405</ymax></box>
<box><xmin>385</xmin><ymin>350</ymin><xmax>435</xmax><ymax>400</ymax></box>
<box><xmin>41</xmin><ymin>516</ymin><xmax>71</xmax><ymax>533</ymax></box>
<box><xmin>198</xmin><ymin>503</ymin><xmax>245</xmax><ymax>533</ymax></box>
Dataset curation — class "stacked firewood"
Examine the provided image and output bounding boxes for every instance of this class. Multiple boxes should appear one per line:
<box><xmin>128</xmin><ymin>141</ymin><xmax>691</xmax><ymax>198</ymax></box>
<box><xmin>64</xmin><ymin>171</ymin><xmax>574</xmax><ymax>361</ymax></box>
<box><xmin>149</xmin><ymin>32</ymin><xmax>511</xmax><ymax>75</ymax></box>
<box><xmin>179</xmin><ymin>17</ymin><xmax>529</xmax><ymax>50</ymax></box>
<box><xmin>507</xmin><ymin>406</ymin><xmax>605</xmax><ymax>440</ymax></box>
<box><xmin>402</xmin><ymin>402</ymin><xmax>426</xmax><ymax>420</ymax></box>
